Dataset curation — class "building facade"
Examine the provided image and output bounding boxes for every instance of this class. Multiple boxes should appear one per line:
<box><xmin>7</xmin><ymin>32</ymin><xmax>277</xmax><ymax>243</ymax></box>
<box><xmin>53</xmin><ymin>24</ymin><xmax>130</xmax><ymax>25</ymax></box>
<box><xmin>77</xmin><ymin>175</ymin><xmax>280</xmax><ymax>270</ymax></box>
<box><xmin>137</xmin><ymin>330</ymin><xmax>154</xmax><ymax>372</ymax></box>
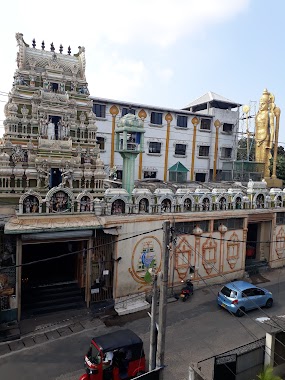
<box><xmin>1</xmin><ymin>34</ymin><xmax>285</xmax><ymax>324</ymax></box>
<box><xmin>91</xmin><ymin>92</ymin><xmax>241</xmax><ymax>183</ymax></box>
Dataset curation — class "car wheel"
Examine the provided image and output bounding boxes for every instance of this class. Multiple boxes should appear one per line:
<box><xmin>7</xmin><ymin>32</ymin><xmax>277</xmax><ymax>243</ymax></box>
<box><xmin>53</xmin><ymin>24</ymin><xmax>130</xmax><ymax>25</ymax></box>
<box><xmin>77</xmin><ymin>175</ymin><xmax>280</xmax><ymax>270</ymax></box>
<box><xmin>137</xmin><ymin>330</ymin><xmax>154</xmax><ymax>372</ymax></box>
<box><xmin>265</xmin><ymin>298</ymin><xmax>273</xmax><ymax>308</ymax></box>
<box><xmin>236</xmin><ymin>307</ymin><xmax>245</xmax><ymax>317</ymax></box>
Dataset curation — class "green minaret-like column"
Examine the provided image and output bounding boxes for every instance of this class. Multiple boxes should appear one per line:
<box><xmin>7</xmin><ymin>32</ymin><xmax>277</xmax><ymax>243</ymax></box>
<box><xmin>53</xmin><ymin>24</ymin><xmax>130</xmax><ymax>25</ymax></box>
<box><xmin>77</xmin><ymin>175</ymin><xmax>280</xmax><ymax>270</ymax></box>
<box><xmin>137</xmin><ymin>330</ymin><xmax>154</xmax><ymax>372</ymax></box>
<box><xmin>115</xmin><ymin>113</ymin><xmax>145</xmax><ymax>194</ymax></box>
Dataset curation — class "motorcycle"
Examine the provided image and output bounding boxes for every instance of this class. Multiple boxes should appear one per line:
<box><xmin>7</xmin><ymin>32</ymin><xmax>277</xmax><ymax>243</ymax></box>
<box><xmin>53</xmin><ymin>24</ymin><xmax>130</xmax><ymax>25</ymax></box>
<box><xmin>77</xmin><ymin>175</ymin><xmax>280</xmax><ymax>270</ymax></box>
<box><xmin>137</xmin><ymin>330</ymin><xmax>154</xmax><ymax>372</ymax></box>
<box><xmin>179</xmin><ymin>279</ymin><xmax>194</xmax><ymax>302</ymax></box>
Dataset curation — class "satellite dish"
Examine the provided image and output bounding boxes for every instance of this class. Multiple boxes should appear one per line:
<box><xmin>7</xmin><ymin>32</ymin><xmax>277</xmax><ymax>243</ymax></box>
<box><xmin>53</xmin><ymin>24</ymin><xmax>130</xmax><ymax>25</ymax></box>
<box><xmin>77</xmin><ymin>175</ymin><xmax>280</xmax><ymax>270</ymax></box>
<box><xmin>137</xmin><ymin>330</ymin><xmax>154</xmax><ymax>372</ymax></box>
<box><xmin>242</xmin><ymin>105</ymin><xmax>250</xmax><ymax>114</ymax></box>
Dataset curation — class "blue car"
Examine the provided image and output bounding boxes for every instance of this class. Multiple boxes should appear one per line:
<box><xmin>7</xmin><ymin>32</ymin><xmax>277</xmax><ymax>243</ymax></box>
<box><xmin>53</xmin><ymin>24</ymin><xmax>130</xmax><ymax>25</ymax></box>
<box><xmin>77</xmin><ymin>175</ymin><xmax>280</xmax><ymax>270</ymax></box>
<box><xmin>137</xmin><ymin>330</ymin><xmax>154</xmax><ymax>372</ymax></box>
<box><xmin>217</xmin><ymin>280</ymin><xmax>273</xmax><ymax>317</ymax></box>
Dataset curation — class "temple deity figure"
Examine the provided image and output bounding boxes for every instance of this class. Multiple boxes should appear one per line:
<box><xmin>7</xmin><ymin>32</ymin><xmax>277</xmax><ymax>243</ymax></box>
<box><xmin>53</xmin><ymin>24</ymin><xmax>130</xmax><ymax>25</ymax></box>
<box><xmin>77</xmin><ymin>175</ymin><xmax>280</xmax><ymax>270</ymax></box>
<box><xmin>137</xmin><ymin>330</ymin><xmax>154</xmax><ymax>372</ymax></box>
<box><xmin>43</xmin><ymin>79</ymin><xmax>50</xmax><ymax>91</ymax></box>
<box><xmin>58</xmin><ymin>119</ymin><xmax>63</xmax><ymax>140</ymax></box>
<box><xmin>59</xmin><ymin>82</ymin><xmax>65</xmax><ymax>93</ymax></box>
<box><xmin>40</xmin><ymin>116</ymin><xmax>48</xmax><ymax>137</ymax></box>
<box><xmin>37</xmin><ymin>161</ymin><xmax>50</xmax><ymax>188</ymax></box>
<box><xmin>61</xmin><ymin>163</ymin><xmax>73</xmax><ymax>188</ymax></box>
<box><xmin>47</xmin><ymin>119</ymin><xmax>55</xmax><ymax>140</ymax></box>
<box><xmin>255</xmin><ymin>89</ymin><xmax>276</xmax><ymax>177</ymax></box>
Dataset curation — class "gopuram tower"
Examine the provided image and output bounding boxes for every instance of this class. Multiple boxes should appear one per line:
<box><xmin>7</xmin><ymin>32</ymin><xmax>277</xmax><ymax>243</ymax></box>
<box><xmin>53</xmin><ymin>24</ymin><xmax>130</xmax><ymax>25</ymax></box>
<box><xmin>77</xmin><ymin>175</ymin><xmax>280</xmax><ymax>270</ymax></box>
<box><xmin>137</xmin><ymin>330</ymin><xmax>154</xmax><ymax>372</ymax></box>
<box><xmin>1</xmin><ymin>33</ymin><xmax>106</xmax><ymax>203</ymax></box>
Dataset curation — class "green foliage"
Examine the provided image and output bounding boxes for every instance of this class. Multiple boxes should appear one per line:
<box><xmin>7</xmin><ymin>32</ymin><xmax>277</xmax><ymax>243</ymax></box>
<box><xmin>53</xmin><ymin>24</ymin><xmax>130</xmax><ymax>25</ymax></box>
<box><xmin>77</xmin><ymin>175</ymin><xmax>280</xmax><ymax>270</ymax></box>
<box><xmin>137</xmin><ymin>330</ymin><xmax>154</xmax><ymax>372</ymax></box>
<box><xmin>237</xmin><ymin>137</ymin><xmax>255</xmax><ymax>161</ymax></box>
<box><xmin>256</xmin><ymin>365</ymin><xmax>282</xmax><ymax>380</ymax></box>
<box><xmin>269</xmin><ymin>144</ymin><xmax>285</xmax><ymax>183</ymax></box>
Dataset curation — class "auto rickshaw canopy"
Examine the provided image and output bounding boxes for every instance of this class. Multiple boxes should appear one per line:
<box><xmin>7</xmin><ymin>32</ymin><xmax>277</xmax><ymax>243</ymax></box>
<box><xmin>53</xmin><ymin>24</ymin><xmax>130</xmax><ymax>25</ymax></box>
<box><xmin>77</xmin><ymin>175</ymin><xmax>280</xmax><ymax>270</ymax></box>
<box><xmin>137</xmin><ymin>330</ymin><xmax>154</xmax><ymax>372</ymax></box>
<box><xmin>92</xmin><ymin>329</ymin><xmax>143</xmax><ymax>353</ymax></box>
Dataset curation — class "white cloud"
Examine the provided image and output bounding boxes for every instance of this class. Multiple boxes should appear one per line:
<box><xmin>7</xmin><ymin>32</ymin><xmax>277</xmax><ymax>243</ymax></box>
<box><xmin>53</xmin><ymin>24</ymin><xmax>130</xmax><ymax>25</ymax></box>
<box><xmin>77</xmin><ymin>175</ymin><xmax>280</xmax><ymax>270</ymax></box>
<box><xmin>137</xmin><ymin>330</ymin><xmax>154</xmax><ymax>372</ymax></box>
<box><xmin>88</xmin><ymin>54</ymin><xmax>148</xmax><ymax>100</ymax></box>
<box><xmin>14</xmin><ymin>0</ymin><xmax>250</xmax><ymax>48</ymax></box>
<box><xmin>157</xmin><ymin>68</ymin><xmax>174</xmax><ymax>83</ymax></box>
<box><xmin>0</xmin><ymin>0</ymin><xmax>250</xmax><ymax>132</ymax></box>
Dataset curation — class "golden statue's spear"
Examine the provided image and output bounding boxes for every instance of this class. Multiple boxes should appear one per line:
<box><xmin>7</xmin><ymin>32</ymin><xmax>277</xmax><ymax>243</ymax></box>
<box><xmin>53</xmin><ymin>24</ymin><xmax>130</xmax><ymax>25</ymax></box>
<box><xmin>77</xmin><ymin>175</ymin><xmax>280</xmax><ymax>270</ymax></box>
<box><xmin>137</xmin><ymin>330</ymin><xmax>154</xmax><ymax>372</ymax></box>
<box><xmin>272</xmin><ymin>106</ymin><xmax>281</xmax><ymax>179</ymax></box>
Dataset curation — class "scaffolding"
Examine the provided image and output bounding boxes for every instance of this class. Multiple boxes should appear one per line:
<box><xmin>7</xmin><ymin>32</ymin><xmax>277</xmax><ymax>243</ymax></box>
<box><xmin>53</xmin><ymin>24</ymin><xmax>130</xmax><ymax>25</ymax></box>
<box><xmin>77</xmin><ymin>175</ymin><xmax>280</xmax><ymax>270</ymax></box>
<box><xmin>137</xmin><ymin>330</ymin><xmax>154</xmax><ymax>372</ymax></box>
<box><xmin>222</xmin><ymin>160</ymin><xmax>265</xmax><ymax>182</ymax></box>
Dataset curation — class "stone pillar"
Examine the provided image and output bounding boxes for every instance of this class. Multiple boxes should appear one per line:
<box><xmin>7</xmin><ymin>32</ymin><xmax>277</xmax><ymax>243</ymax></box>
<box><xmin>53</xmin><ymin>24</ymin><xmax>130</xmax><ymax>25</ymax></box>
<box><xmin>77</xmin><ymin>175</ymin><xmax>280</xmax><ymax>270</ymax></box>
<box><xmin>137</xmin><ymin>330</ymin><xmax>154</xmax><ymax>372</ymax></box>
<box><xmin>190</xmin><ymin>117</ymin><xmax>199</xmax><ymax>181</ymax></box>
<box><xmin>110</xmin><ymin>105</ymin><xmax>119</xmax><ymax>168</ymax></box>
<box><xmin>138</xmin><ymin>109</ymin><xmax>147</xmax><ymax>180</ymax></box>
<box><xmin>213</xmin><ymin>119</ymin><xmax>221</xmax><ymax>181</ymax></box>
<box><xmin>265</xmin><ymin>332</ymin><xmax>275</xmax><ymax>367</ymax></box>
<box><xmin>163</xmin><ymin>113</ymin><xmax>173</xmax><ymax>181</ymax></box>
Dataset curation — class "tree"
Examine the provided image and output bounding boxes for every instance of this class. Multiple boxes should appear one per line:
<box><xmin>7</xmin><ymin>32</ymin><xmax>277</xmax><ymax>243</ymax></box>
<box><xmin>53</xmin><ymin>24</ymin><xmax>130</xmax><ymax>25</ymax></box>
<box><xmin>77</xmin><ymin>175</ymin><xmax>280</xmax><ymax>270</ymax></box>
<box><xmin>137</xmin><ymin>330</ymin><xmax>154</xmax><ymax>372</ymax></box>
<box><xmin>237</xmin><ymin>137</ymin><xmax>255</xmax><ymax>161</ymax></box>
<box><xmin>269</xmin><ymin>145</ymin><xmax>285</xmax><ymax>183</ymax></box>
<box><xmin>255</xmin><ymin>365</ymin><xmax>282</xmax><ymax>380</ymax></box>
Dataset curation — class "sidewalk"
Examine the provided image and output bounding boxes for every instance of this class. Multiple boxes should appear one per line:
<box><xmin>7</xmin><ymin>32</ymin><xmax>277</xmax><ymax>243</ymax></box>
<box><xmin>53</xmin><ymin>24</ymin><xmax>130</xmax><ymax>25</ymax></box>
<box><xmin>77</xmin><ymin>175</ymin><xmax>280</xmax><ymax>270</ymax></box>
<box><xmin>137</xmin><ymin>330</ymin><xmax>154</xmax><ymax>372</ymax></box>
<box><xmin>0</xmin><ymin>301</ymin><xmax>115</xmax><ymax>357</ymax></box>
<box><xmin>0</xmin><ymin>266</ymin><xmax>284</xmax><ymax>358</ymax></box>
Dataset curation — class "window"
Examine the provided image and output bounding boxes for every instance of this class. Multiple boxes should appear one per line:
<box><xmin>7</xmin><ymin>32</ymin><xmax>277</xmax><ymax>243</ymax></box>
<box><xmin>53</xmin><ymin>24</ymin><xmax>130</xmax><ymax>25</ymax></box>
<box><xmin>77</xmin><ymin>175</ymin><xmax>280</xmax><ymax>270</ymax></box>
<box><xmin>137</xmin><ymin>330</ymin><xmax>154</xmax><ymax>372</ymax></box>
<box><xmin>175</xmin><ymin>144</ymin><xmax>186</xmax><ymax>156</ymax></box>
<box><xmin>177</xmin><ymin>115</ymin><xmax>188</xmax><ymax>128</ymax></box>
<box><xmin>254</xmin><ymin>288</ymin><xmax>265</xmax><ymax>296</ymax></box>
<box><xmin>195</xmin><ymin>173</ymin><xmax>206</xmax><ymax>182</ymax></box>
<box><xmin>175</xmin><ymin>220</ymin><xmax>210</xmax><ymax>234</ymax></box>
<box><xmin>122</xmin><ymin>107</ymin><xmax>136</xmax><ymax>117</ymax></box>
<box><xmin>221</xmin><ymin>286</ymin><xmax>237</xmax><ymax>298</ymax></box>
<box><xmin>143</xmin><ymin>171</ymin><xmax>157</xmax><ymax>179</ymax></box>
<box><xmin>198</xmin><ymin>146</ymin><xmax>210</xmax><ymax>157</ymax></box>
<box><xmin>116</xmin><ymin>170</ymin><xmax>123</xmax><ymax>180</ymax></box>
<box><xmin>150</xmin><ymin>112</ymin><xmax>163</xmax><ymax>125</ymax></box>
<box><xmin>223</xmin><ymin>123</ymin><xmax>233</xmax><ymax>133</ymax></box>
<box><xmin>87</xmin><ymin>344</ymin><xmax>101</xmax><ymax>365</ymax></box>
<box><xmin>97</xmin><ymin>137</ymin><xmax>105</xmax><ymax>150</ymax></box>
<box><xmin>277</xmin><ymin>212</ymin><xmax>285</xmax><ymax>225</ymax></box>
<box><xmin>93</xmin><ymin>103</ymin><xmax>106</xmax><ymax>118</ymax></box>
<box><xmin>242</xmin><ymin>288</ymin><xmax>255</xmax><ymax>297</ymax></box>
<box><xmin>221</xmin><ymin>147</ymin><xmax>232</xmax><ymax>159</ymax></box>
<box><xmin>200</xmin><ymin>118</ymin><xmax>211</xmax><ymax>130</ymax></box>
<box><xmin>214</xmin><ymin>218</ymin><xmax>243</xmax><ymax>231</ymax></box>
<box><xmin>148</xmin><ymin>142</ymin><xmax>161</xmax><ymax>154</ymax></box>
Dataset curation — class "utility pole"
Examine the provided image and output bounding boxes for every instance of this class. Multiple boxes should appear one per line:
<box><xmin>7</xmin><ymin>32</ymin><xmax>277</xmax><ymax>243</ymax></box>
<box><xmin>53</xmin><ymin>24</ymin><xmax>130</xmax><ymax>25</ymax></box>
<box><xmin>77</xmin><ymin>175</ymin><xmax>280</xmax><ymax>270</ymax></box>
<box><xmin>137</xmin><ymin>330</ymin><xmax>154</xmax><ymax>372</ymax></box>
<box><xmin>156</xmin><ymin>220</ymin><xmax>171</xmax><ymax>379</ymax></box>
<box><xmin>149</xmin><ymin>273</ymin><xmax>158</xmax><ymax>371</ymax></box>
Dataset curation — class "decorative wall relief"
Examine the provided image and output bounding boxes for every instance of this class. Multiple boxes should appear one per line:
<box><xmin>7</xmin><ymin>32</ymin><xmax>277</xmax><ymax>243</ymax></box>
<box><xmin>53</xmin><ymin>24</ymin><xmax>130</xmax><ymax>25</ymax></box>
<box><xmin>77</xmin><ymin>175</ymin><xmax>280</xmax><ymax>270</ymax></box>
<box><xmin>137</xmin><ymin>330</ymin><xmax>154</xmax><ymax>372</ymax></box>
<box><xmin>226</xmin><ymin>232</ymin><xmax>240</xmax><ymax>269</ymax></box>
<box><xmin>184</xmin><ymin>198</ymin><xmax>192</xmax><ymax>212</ymax></box>
<box><xmin>23</xmin><ymin>195</ymin><xmax>39</xmax><ymax>213</ymax></box>
<box><xmin>139</xmin><ymin>198</ymin><xmax>149</xmax><ymax>213</ymax></box>
<box><xmin>80</xmin><ymin>196</ymin><xmax>91</xmax><ymax>212</ymax></box>
<box><xmin>111</xmin><ymin>199</ymin><xmax>125</xmax><ymax>214</ymax></box>
<box><xmin>175</xmin><ymin>236</ymin><xmax>194</xmax><ymax>280</ymax></box>
<box><xmin>202</xmin><ymin>236</ymin><xmax>217</xmax><ymax>275</ymax></box>
<box><xmin>275</xmin><ymin>227</ymin><xmax>285</xmax><ymax>259</ymax></box>
<box><xmin>129</xmin><ymin>236</ymin><xmax>162</xmax><ymax>287</ymax></box>
<box><xmin>161</xmin><ymin>199</ymin><xmax>171</xmax><ymax>213</ymax></box>
<box><xmin>49</xmin><ymin>191</ymin><xmax>71</xmax><ymax>212</ymax></box>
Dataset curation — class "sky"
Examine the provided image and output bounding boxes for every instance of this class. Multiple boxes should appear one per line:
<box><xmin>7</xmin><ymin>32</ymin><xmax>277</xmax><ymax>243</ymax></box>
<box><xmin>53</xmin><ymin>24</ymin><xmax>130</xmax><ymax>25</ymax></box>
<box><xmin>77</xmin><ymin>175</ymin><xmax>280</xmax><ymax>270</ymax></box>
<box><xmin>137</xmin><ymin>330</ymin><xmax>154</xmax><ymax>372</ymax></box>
<box><xmin>0</xmin><ymin>0</ymin><xmax>284</xmax><ymax>144</ymax></box>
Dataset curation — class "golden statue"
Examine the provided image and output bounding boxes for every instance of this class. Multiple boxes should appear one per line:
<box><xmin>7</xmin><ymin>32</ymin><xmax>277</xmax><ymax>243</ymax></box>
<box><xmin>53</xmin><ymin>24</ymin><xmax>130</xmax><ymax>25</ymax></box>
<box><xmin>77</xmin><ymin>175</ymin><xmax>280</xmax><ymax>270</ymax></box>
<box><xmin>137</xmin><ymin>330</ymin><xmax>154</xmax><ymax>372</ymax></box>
<box><xmin>255</xmin><ymin>89</ymin><xmax>280</xmax><ymax>179</ymax></box>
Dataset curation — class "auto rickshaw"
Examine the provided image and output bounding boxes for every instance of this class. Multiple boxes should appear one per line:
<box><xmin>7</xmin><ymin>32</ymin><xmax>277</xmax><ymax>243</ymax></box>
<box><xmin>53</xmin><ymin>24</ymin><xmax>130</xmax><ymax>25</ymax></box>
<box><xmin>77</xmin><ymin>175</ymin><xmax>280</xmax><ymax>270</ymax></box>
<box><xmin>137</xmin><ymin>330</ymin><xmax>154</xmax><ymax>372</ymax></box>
<box><xmin>79</xmin><ymin>329</ymin><xmax>146</xmax><ymax>380</ymax></box>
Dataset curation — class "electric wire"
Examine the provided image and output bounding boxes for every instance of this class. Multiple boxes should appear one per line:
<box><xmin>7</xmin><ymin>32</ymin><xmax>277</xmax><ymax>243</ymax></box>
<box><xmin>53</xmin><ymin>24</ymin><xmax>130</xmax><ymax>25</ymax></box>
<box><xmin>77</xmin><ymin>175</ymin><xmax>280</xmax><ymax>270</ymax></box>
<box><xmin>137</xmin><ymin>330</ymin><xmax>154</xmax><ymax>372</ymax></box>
<box><xmin>174</xmin><ymin>232</ymin><xmax>285</xmax><ymax>336</ymax></box>
<box><xmin>173</xmin><ymin>234</ymin><xmax>285</xmax><ymax>367</ymax></box>
<box><xmin>0</xmin><ymin>227</ymin><xmax>163</xmax><ymax>271</ymax></box>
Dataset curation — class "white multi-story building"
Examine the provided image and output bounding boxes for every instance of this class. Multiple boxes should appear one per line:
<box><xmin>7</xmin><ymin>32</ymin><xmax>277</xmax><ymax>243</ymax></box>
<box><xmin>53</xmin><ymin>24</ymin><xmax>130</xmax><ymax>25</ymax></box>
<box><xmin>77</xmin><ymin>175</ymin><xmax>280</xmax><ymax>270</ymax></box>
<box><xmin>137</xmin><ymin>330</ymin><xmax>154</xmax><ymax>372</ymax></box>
<box><xmin>91</xmin><ymin>91</ymin><xmax>241</xmax><ymax>183</ymax></box>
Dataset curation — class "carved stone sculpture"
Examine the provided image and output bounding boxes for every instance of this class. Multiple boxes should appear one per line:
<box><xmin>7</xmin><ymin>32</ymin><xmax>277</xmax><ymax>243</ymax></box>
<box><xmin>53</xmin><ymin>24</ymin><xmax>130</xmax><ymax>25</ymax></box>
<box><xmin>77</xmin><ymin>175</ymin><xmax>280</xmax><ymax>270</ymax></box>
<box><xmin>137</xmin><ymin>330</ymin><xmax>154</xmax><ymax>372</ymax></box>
<box><xmin>37</xmin><ymin>161</ymin><xmax>50</xmax><ymax>188</ymax></box>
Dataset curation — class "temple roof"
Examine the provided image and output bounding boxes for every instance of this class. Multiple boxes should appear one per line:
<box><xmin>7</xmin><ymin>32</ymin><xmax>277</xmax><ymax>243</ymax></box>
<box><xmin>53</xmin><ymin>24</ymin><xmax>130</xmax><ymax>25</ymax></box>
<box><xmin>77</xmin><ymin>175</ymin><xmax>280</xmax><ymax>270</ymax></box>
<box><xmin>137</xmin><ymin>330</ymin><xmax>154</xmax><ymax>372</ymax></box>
<box><xmin>15</xmin><ymin>33</ymin><xmax>86</xmax><ymax>80</ymax></box>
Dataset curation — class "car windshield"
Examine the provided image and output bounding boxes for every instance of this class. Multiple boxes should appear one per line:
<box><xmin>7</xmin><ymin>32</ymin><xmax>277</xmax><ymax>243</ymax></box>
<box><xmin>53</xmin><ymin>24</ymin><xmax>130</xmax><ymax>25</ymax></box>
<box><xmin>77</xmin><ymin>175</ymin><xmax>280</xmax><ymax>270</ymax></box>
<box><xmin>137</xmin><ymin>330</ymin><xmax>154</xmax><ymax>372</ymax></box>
<box><xmin>87</xmin><ymin>343</ymin><xmax>101</xmax><ymax>365</ymax></box>
<box><xmin>221</xmin><ymin>286</ymin><xmax>237</xmax><ymax>298</ymax></box>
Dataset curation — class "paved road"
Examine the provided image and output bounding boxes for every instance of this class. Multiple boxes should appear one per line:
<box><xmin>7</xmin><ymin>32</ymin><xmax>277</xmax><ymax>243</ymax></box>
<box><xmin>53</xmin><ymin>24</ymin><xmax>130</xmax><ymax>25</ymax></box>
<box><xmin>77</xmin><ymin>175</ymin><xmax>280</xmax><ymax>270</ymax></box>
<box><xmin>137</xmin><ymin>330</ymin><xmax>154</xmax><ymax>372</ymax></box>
<box><xmin>1</xmin><ymin>270</ymin><xmax>285</xmax><ymax>380</ymax></box>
